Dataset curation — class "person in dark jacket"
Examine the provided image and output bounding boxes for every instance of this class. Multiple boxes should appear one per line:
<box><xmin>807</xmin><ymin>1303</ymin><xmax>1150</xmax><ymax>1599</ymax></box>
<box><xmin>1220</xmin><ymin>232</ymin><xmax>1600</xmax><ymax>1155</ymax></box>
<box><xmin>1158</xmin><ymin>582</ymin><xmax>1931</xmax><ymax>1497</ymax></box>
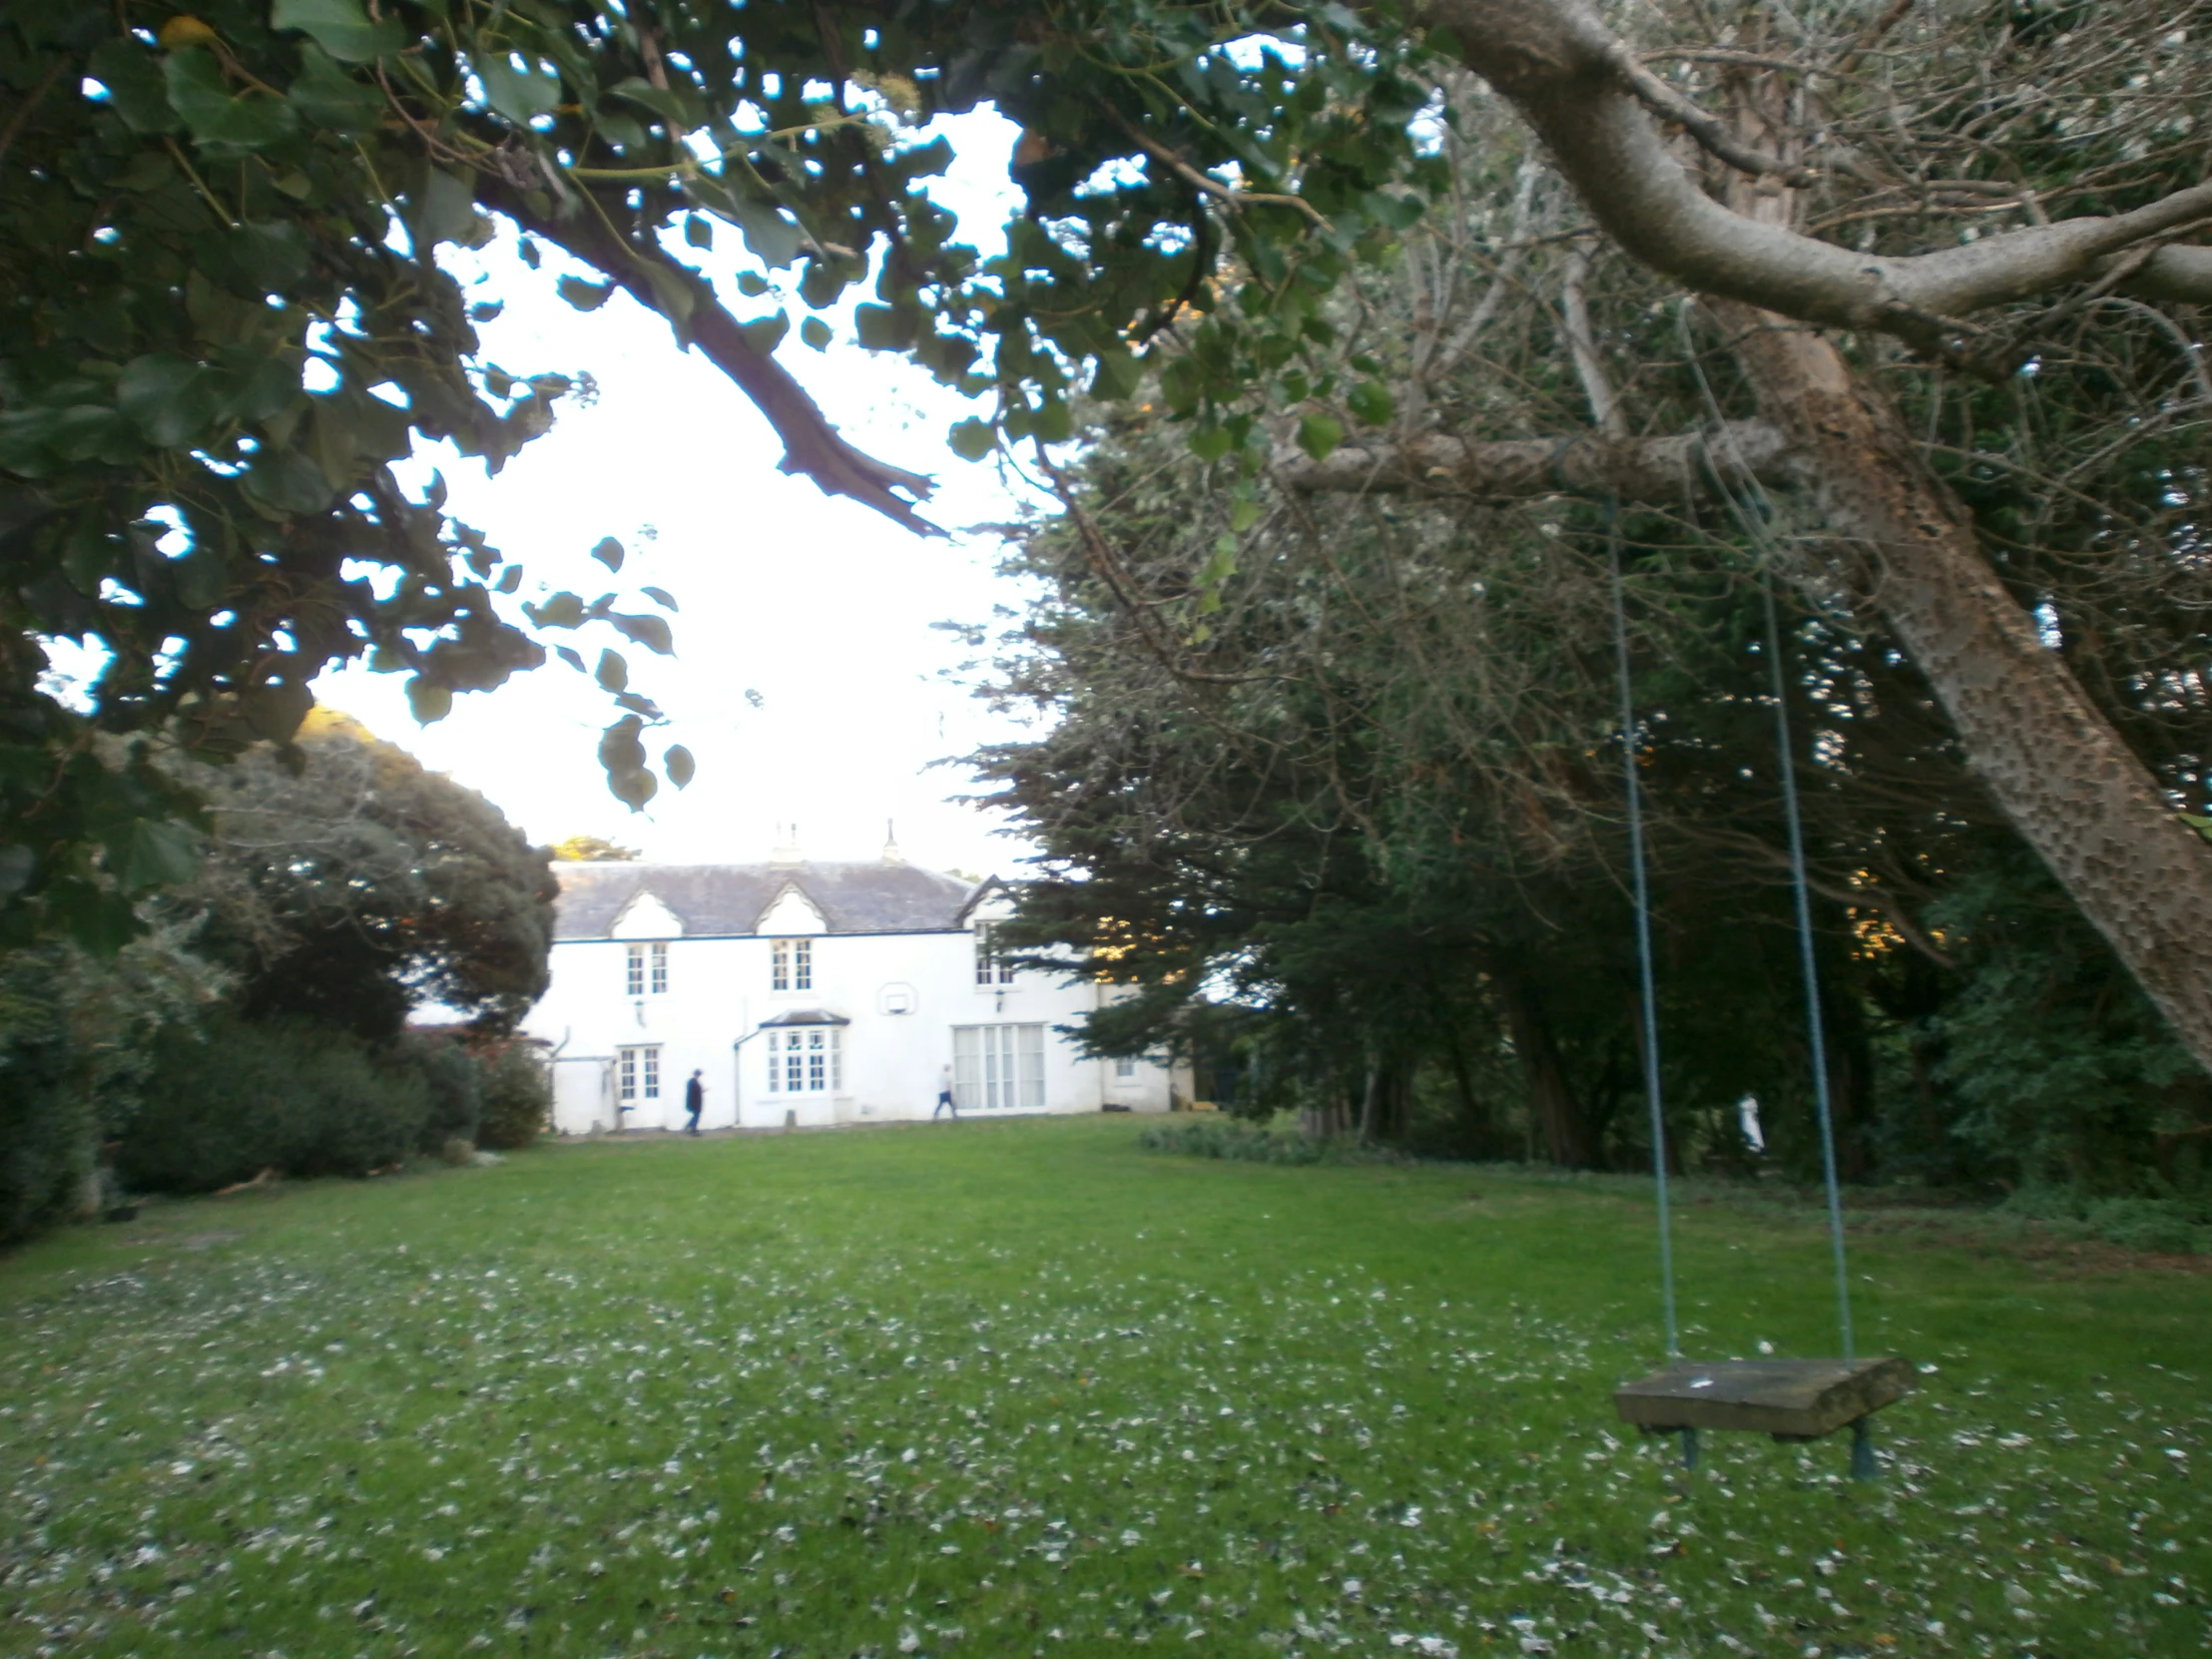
<box><xmin>685</xmin><ymin>1069</ymin><xmax>705</xmax><ymax>1136</ymax></box>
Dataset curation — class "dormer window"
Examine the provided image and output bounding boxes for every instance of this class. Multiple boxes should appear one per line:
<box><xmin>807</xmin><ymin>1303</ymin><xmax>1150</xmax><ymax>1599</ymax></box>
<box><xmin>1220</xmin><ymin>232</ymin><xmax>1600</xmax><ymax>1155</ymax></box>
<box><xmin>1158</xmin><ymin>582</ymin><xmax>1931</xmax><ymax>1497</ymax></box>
<box><xmin>973</xmin><ymin>920</ymin><xmax>1015</xmax><ymax>986</ymax></box>
<box><xmin>772</xmin><ymin>936</ymin><xmax>813</xmax><ymax>991</ymax></box>
<box><xmin>626</xmin><ymin>941</ymin><xmax>669</xmax><ymax>995</ymax></box>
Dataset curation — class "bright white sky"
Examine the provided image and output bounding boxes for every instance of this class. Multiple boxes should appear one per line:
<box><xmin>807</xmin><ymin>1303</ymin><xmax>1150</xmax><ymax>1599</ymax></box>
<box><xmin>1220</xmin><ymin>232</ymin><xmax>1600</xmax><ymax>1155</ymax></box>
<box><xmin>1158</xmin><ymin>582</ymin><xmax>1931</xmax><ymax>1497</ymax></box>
<box><xmin>314</xmin><ymin>109</ymin><xmax>1049</xmax><ymax>880</ymax></box>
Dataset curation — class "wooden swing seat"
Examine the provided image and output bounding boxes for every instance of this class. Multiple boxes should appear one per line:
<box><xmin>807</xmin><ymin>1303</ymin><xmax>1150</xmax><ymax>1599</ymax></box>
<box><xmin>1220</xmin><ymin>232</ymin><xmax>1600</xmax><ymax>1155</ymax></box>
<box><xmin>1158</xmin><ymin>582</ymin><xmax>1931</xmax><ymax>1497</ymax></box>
<box><xmin>1613</xmin><ymin>1355</ymin><xmax>1914</xmax><ymax>1440</ymax></box>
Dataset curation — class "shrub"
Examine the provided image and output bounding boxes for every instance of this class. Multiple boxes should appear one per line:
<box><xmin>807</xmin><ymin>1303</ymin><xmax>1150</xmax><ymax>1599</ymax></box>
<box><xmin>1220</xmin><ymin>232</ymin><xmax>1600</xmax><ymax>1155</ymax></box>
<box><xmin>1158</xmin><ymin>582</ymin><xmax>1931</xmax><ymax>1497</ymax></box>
<box><xmin>1</xmin><ymin>931</ymin><xmax>225</xmax><ymax>1242</ymax></box>
<box><xmin>1998</xmin><ymin>1185</ymin><xmax>2210</xmax><ymax>1254</ymax></box>
<box><xmin>2081</xmin><ymin>1198</ymin><xmax>2207</xmax><ymax>1255</ymax></box>
<box><xmin>476</xmin><ymin>1041</ymin><xmax>551</xmax><ymax>1150</ymax></box>
<box><xmin>391</xmin><ymin>1029</ymin><xmax>483</xmax><ymax>1151</ymax></box>
<box><xmin>0</xmin><ymin>958</ymin><xmax>100</xmax><ymax>1243</ymax></box>
<box><xmin>119</xmin><ymin>1016</ymin><xmax>431</xmax><ymax>1193</ymax></box>
<box><xmin>1137</xmin><ymin>1117</ymin><xmax>1402</xmax><ymax>1167</ymax></box>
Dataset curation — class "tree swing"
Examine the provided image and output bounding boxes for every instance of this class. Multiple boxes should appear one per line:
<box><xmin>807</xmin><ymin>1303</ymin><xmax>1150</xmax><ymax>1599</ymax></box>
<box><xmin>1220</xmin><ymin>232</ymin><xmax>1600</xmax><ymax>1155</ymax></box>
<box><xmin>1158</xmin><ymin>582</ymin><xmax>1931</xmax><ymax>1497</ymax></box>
<box><xmin>1600</xmin><ymin>495</ymin><xmax>1913</xmax><ymax>1479</ymax></box>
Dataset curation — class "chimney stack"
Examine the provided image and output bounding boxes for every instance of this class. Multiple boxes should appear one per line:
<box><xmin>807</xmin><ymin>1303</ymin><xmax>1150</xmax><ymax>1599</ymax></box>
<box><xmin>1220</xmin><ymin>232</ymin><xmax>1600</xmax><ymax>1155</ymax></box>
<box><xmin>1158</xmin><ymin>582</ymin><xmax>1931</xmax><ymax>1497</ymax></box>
<box><xmin>770</xmin><ymin>822</ymin><xmax>803</xmax><ymax>867</ymax></box>
<box><xmin>881</xmin><ymin>819</ymin><xmax>905</xmax><ymax>865</ymax></box>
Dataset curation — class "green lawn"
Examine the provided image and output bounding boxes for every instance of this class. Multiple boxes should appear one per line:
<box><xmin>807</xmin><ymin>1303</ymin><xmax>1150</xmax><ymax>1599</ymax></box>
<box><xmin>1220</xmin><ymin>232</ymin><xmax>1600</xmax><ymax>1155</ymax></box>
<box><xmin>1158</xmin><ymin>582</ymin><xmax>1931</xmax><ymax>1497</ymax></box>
<box><xmin>2</xmin><ymin>1119</ymin><xmax>2206</xmax><ymax>1659</ymax></box>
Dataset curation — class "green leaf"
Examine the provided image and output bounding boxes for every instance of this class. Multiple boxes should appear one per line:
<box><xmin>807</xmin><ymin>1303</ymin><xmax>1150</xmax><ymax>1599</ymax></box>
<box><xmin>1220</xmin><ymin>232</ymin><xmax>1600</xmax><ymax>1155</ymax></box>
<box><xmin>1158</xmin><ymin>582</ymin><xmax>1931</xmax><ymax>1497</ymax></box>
<box><xmin>606</xmin><ymin>76</ymin><xmax>694</xmax><ymax>129</ymax></box>
<box><xmin>526</xmin><ymin>592</ymin><xmax>585</xmax><ymax>630</ymax></box>
<box><xmin>118</xmin><ymin>355</ymin><xmax>219</xmax><ymax>448</ymax></box>
<box><xmin>664</xmin><ymin>745</ymin><xmax>696</xmax><ymax>789</ymax></box>
<box><xmin>51</xmin><ymin>405</ymin><xmax>137</xmax><ymax>466</ymax></box>
<box><xmin>477</xmin><ymin>55</ymin><xmax>562</xmax><ymax>127</ymax></box>
<box><xmin>640</xmin><ymin>263</ymin><xmax>697</xmax><ymax>329</ymax></box>
<box><xmin>595</xmin><ymin>649</ymin><xmax>628</xmax><ymax>693</ymax></box>
<box><xmin>737</xmin><ymin>311</ymin><xmax>788</xmax><ymax>355</ymax></box>
<box><xmin>89</xmin><ymin>41</ymin><xmax>181</xmax><ymax>134</ymax></box>
<box><xmin>610</xmin><ymin>768</ymin><xmax>659</xmax><ymax>811</ymax></box>
<box><xmin>726</xmin><ymin>196</ymin><xmax>805</xmax><ymax>269</ymax></box>
<box><xmin>165</xmin><ymin>49</ymin><xmax>299</xmax><ymax>153</ymax></box>
<box><xmin>948</xmin><ymin>417</ymin><xmax>996</xmax><ymax>462</ymax></box>
<box><xmin>801</xmin><ymin>316</ymin><xmax>833</xmax><ymax>351</ymax></box>
<box><xmin>1091</xmin><ymin>346</ymin><xmax>1143</xmax><ymax>402</ymax></box>
<box><xmin>735</xmin><ymin>272</ymin><xmax>770</xmax><ymax>297</ymax></box>
<box><xmin>599</xmin><ymin>717</ymin><xmax>656</xmax><ymax>810</ymax></box>
<box><xmin>1229</xmin><ymin>498</ymin><xmax>1263</xmax><ymax>534</ymax></box>
<box><xmin>244</xmin><ymin>682</ymin><xmax>313</xmax><ymax>742</ymax></box>
<box><xmin>415</xmin><ymin>167</ymin><xmax>478</xmax><ymax>249</ymax></box>
<box><xmin>407</xmin><ymin>678</ymin><xmax>453</xmax><ymax>724</ymax></box>
<box><xmin>109</xmin><ymin>818</ymin><xmax>201</xmax><ymax>893</ymax></box>
<box><xmin>214</xmin><ymin>220</ymin><xmax>310</xmax><ymax>293</ymax></box>
<box><xmin>853</xmin><ymin>304</ymin><xmax>908</xmax><ymax>351</ymax></box>
<box><xmin>1188</xmin><ymin>425</ymin><xmax>1235</xmax><ymax>463</ymax></box>
<box><xmin>557</xmin><ymin>276</ymin><xmax>617</xmax><ymax>312</ymax></box>
<box><xmin>608</xmin><ymin>612</ymin><xmax>674</xmax><ymax>656</ymax></box>
<box><xmin>590</xmin><ymin>536</ymin><xmax>624</xmax><ymax>572</ymax></box>
<box><xmin>286</xmin><ymin>42</ymin><xmax>381</xmax><ymax>132</ymax></box>
<box><xmin>242</xmin><ymin>447</ymin><xmax>336</xmax><ymax>515</ymax></box>
<box><xmin>1297</xmin><ymin>413</ymin><xmax>1345</xmax><ymax>462</ymax></box>
<box><xmin>2181</xmin><ymin>813</ymin><xmax>2212</xmax><ymax>844</ymax></box>
<box><xmin>1200</xmin><ymin>534</ymin><xmax>1240</xmax><ymax>587</ymax></box>
<box><xmin>1347</xmin><ymin>380</ymin><xmax>1395</xmax><ymax>426</ymax></box>
<box><xmin>1033</xmin><ymin>397</ymin><xmax>1073</xmax><ymax>443</ymax></box>
<box><xmin>684</xmin><ymin>214</ymin><xmax>714</xmax><ymax>251</ymax></box>
<box><xmin>271</xmin><ymin>0</ymin><xmax>404</xmax><ymax>62</ymax></box>
<box><xmin>640</xmin><ymin>586</ymin><xmax>679</xmax><ymax>612</ymax></box>
<box><xmin>172</xmin><ymin>547</ymin><xmax>227</xmax><ymax>610</ymax></box>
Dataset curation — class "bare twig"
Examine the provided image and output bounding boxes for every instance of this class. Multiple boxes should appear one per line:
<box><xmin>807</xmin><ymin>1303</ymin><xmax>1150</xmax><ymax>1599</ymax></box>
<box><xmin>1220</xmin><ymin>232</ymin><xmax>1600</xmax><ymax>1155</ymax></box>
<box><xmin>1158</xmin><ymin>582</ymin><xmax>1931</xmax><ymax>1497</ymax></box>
<box><xmin>1100</xmin><ymin>102</ymin><xmax>1332</xmax><ymax>232</ymax></box>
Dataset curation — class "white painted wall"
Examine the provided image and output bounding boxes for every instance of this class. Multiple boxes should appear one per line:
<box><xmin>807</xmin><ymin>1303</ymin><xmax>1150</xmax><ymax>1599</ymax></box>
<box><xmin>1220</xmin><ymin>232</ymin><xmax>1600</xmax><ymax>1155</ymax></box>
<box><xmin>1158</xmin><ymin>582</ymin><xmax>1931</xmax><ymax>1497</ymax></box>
<box><xmin>523</xmin><ymin>901</ymin><xmax>1183</xmax><ymax>1133</ymax></box>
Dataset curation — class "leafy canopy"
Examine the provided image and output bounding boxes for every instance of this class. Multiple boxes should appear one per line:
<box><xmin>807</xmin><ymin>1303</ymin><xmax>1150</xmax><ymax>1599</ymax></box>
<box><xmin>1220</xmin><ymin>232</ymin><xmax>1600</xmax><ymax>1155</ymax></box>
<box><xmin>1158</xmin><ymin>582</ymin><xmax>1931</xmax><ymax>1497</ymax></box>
<box><xmin>1</xmin><ymin>0</ymin><xmax>1436</xmax><ymax>949</ymax></box>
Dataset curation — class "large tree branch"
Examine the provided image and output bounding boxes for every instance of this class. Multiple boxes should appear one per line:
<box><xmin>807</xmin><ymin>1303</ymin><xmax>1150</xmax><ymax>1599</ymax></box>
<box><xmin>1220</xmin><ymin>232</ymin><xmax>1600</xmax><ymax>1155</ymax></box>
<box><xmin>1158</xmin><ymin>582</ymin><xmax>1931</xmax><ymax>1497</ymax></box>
<box><xmin>1278</xmin><ymin>419</ymin><xmax>1796</xmax><ymax>502</ymax></box>
<box><xmin>476</xmin><ymin>179</ymin><xmax>942</xmax><ymax>536</ymax></box>
<box><xmin>1408</xmin><ymin>0</ymin><xmax>2212</xmax><ymax>343</ymax></box>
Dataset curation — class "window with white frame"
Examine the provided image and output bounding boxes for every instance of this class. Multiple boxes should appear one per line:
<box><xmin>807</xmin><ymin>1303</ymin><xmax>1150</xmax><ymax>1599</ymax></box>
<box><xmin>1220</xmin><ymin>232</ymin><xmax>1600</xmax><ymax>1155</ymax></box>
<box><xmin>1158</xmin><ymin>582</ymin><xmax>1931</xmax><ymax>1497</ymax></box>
<box><xmin>952</xmin><ymin>1023</ymin><xmax>1045</xmax><ymax>1110</ymax></box>
<box><xmin>972</xmin><ymin>921</ymin><xmax>1016</xmax><ymax>986</ymax></box>
<box><xmin>1112</xmin><ymin>1056</ymin><xmax>1138</xmax><ymax>1081</ymax></box>
<box><xmin>765</xmin><ymin>1026</ymin><xmax>842</xmax><ymax>1093</ymax></box>
<box><xmin>625</xmin><ymin>941</ymin><xmax>669</xmax><ymax>996</ymax></box>
<box><xmin>771</xmin><ymin>936</ymin><xmax>813</xmax><ymax>991</ymax></box>
<box><xmin>617</xmin><ymin>1044</ymin><xmax>661</xmax><ymax>1102</ymax></box>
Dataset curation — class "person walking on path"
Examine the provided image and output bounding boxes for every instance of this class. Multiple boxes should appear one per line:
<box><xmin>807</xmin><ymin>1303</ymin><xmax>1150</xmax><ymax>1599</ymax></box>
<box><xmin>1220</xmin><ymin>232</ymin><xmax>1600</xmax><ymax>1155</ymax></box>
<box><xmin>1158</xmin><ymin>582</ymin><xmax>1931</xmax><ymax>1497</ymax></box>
<box><xmin>933</xmin><ymin>1064</ymin><xmax>959</xmax><ymax>1121</ymax></box>
<box><xmin>685</xmin><ymin>1069</ymin><xmax>705</xmax><ymax>1136</ymax></box>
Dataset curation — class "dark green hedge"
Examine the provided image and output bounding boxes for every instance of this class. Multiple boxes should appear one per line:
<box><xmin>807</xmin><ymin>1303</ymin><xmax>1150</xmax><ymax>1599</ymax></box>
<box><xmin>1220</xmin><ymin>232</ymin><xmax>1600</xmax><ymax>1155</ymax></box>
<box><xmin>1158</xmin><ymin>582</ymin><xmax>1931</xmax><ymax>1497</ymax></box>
<box><xmin>119</xmin><ymin>1017</ymin><xmax>433</xmax><ymax>1193</ymax></box>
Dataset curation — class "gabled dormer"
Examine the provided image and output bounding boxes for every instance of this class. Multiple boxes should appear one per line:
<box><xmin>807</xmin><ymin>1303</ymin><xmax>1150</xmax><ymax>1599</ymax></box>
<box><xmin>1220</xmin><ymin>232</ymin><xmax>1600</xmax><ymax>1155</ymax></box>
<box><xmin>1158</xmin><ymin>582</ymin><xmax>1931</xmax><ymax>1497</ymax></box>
<box><xmin>755</xmin><ymin>882</ymin><xmax>827</xmax><ymax>937</ymax></box>
<box><xmin>610</xmin><ymin>890</ymin><xmax>684</xmax><ymax>940</ymax></box>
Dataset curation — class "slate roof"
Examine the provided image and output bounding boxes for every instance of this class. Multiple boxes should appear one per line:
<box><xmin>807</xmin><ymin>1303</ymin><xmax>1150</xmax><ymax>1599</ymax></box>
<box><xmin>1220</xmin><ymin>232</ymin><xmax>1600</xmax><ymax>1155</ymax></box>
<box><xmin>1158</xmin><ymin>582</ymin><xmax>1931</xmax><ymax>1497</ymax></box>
<box><xmin>549</xmin><ymin>860</ymin><xmax>983</xmax><ymax>941</ymax></box>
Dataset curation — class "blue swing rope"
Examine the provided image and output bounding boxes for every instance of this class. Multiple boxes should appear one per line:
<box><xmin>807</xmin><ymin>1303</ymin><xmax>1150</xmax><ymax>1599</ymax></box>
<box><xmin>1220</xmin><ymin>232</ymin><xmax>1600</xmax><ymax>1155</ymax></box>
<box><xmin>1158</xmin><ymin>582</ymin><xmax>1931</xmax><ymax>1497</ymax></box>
<box><xmin>1606</xmin><ymin>502</ymin><xmax>1679</xmax><ymax>1361</ymax></box>
<box><xmin>1665</xmin><ymin>299</ymin><xmax>1859</xmax><ymax>1364</ymax></box>
<box><xmin>1760</xmin><ymin>571</ymin><xmax>1858</xmax><ymax>1364</ymax></box>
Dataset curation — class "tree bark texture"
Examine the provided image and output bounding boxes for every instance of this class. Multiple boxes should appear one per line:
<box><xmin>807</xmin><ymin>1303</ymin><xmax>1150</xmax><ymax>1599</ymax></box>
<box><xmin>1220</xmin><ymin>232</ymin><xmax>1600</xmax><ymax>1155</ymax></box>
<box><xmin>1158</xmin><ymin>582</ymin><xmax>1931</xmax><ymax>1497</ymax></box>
<box><xmin>1278</xmin><ymin>420</ymin><xmax>1795</xmax><ymax>503</ymax></box>
<box><xmin>1410</xmin><ymin>0</ymin><xmax>2212</xmax><ymax>340</ymax></box>
<box><xmin>1723</xmin><ymin>307</ymin><xmax>2212</xmax><ymax>1073</ymax></box>
<box><xmin>1494</xmin><ymin>969</ymin><xmax>1596</xmax><ymax>1166</ymax></box>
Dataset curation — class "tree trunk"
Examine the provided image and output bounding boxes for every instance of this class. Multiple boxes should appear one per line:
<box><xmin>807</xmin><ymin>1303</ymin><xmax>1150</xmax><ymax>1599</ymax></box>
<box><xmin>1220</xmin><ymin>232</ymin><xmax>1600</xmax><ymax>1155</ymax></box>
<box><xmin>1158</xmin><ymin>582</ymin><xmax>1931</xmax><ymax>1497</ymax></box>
<box><xmin>1721</xmin><ymin>307</ymin><xmax>2212</xmax><ymax>1077</ymax></box>
<box><xmin>1494</xmin><ymin>969</ymin><xmax>1596</xmax><ymax>1167</ymax></box>
<box><xmin>1441</xmin><ymin>1021</ymin><xmax>1493</xmax><ymax>1155</ymax></box>
<box><xmin>1817</xmin><ymin>953</ymin><xmax>1876</xmax><ymax>1182</ymax></box>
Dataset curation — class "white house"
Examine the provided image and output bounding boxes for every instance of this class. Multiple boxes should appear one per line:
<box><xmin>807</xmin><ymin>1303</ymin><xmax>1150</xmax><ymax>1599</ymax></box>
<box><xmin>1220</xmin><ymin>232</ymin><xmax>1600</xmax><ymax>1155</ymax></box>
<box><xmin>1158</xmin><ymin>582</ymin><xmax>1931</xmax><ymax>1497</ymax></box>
<box><xmin>522</xmin><ymin>833</ymin><xmax>1184</xmax><ymax>1132</ymax></box>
